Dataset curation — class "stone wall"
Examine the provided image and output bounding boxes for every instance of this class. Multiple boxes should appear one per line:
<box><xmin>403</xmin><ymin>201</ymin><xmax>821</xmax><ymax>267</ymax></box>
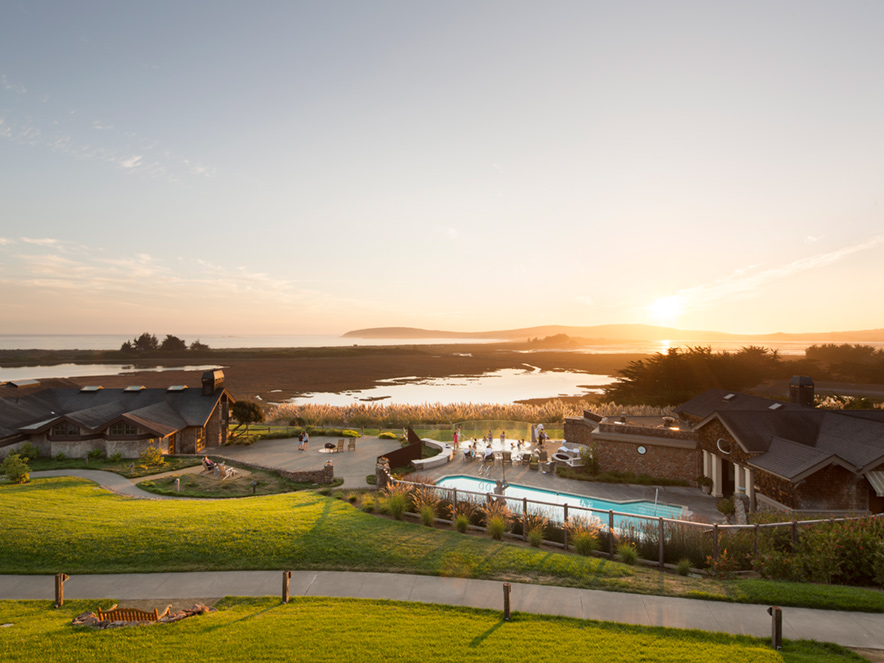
<box><xmin>209</xmin><ymin>456</ymin><xmax>335</xmax><ymax>485</ymax></box>
<box><xmin>563</xmin><ymin>417</ymin><xmax>593</xmax><ymax>446</ymax></box>
<box><xmin>798</xmin><ymin>465</ymin><xmax>868</xmax><ymax>512</ymax></box>
<box><xmin>594</xmin><ymin>438</ymin><xmax>699</xmax><ymax>481</ymax></box>
<box><xmin>566</xmin><ymin>417</ymin><xmax>700</xmax><ymax>482</ymax></box>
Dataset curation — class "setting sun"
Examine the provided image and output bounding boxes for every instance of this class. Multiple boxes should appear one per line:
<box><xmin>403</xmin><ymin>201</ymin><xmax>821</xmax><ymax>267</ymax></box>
<box><xmin>647</xmin><ymin>296</ymin><xmax>685</xmax><ymax>326</ymax></box>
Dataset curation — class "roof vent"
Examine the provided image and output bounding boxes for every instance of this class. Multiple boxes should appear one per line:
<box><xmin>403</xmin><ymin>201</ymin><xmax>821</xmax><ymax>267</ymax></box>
<box><xmin>167</xmin><ymin>385</ymin><xmax>188</xmax><ymax>392</ymax></box>
<box><xmin>124</xmin><ymin>385</ymin><xmax>145</xmax><ymax>393</ymax></box>
<box><xmin>80</xmin><ymin>385</ymin><xmax>103</xmax><ymax>393</ymax></box>
<box><xmin>769</xmin><ymin>402</ymin><xmax>784</xmax><ymax>410</ymax></box>
<box><xmin>723</xmin><ymin>393</ymin><xmax>736</xmax><ymax>401</ymax></box>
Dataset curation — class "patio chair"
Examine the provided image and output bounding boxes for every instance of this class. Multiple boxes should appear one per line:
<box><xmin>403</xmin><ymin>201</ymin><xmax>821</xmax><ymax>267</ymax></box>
<box><xmin>335</xmin><ymin>439</ymin><xmax>345</xmax><ymax>453</ymax></box>
<box><xmin>501</xmin><ymin>450</ymin><xmax>512</xmax><ymax>464</ymax></box>
<box><xmin>347</xmin><ymin>438</ymin><xmax>356</xmax><ymax>452</ymax></box>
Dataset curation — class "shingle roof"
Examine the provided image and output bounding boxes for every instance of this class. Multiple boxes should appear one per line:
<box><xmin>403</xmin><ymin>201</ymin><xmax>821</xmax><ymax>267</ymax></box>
<box><xmin>750</xmin><ymin>436</ymin><xmax>842</xmax><ymax>480</ymax></box>
<box><xmin>682</xmin><ymin>388</ymin><xmax>884</xmax><ymax>482</ymax></box>
<box><xmin>0</xmin><ymin>384</ymin><xmax>227</xmax><ymax>442</ymax></box>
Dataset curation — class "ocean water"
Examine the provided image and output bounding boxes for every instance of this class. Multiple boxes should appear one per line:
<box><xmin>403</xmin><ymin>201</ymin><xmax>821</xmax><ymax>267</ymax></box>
<box><xmin>285</xmin><ymin>366</ymin><xmax>615</xmax><ymax>406</ymax></box>
<box><xmin>0</xmin><ymin>333</ymin><xmax>499</xmax><ymax>351</ymax></box>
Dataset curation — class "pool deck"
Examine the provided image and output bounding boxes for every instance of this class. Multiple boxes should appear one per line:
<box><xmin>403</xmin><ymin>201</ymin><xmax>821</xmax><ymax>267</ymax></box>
<box><xmin>206</xmin><ymin>435</ymin><xmax>724</xmax><ymax>522</ymax></box>
<box><xmin>417</xmin><ymin>448</ymin><xmax>725</xmax><ymax>523</ymax></box>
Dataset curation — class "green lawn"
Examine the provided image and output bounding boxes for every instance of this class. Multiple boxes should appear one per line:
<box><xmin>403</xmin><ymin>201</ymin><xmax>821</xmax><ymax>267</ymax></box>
<box><xmin>0</xmin><ymin>597</ymin><xmax>864</xmax><ymax>663</ymax></box>
<box><xmin>3</xmin><ymin>477</ymin><xmax>884</xmax><ymax>613</ymax></box>
<box><xmin>27</xmin><ymin>456</ymin><xmax>200</xmax><ymax>479</ymax></box>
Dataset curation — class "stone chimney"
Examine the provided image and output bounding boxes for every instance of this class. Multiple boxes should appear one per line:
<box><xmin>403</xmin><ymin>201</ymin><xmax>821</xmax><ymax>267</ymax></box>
<box><xmin>789</xmin><ymin>375</ymin><xmax>815</xmax><ymax>407</ymax></box>
<box><xmin>202</xmin><ymin>370</ymin><xmax>224</xmax><ymax>396</ymax></box>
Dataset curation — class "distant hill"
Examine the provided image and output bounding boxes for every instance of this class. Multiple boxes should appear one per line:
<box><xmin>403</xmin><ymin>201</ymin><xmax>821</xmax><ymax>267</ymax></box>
<box><xmin>343</xmin><ymin>324</ymin><xmax>884</xmax><ymax>343</ymax></box>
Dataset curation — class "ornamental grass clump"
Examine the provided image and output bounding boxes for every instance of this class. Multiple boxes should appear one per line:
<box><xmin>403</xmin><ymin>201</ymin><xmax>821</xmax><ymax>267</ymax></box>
<box><xmin>448</xmin><ymin>501</ymin><xmax>478</xmax><ymax>533</ymax></box>
<box><xmin>565</xmin><ymin>515</ymin><xmax>601</xmax><ymax>556</ymax></box>
<box><xmin>382</xmin><ymin>482</ymin><xmax>412</xmax><ymax>520</ymax></box>
<box><xmin>523</xmin><ymin>513</ymin><xmax>549</xmax><ymax>548</ymax></box>
<box><xmin>481</xmin><ymin>500</ymin><xmax>512</xmax><ymax>541</ymax></box>
<box><xmin>617</xmin><ymin>542</ymin><xmax>638</xmax><ymax>565</ymax></box>
<box><xmin>412</xmin><ymin>486</ymin><xmax>441</xmax><ymax>527</ymax></box>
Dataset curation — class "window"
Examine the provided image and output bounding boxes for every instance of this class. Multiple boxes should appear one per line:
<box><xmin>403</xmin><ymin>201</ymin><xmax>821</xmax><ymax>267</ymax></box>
<box><xmin>109</xmin><ymin>422</ymin><xmax>139</xmax><ymax>436</ymax></box>
<box><xmin>50</xmin><ymin>423</ymin><xmax>79</xmax><ymax>437</ymax></box>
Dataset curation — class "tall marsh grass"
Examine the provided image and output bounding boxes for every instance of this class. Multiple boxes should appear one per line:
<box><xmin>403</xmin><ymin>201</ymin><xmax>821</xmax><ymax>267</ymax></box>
<box><xmin>268</xmin><ymin>400</ymin><xmax>673</xmax><ymax>428</ymax></box>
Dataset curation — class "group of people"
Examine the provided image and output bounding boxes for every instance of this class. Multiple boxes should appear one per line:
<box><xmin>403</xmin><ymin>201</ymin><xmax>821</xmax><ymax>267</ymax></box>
<box><xmin>297</xmin><ymin>431</ymin><xmax>309</xmax><ymax>451</ymax></box>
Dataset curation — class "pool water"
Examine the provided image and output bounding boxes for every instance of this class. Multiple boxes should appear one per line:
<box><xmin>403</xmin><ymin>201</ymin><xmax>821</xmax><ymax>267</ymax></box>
<box><xmin>435</xmin><ymin>475</ymin><xmax>685</xmax><ymax>531</ymax></box>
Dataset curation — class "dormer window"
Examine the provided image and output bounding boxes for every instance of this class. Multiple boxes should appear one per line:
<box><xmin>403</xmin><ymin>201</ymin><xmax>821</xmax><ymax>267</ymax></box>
<box><xmin>51</xmin><ymin>423</ymin><xmax>79</xmax><ymax>437</ymax></box>
<box><xmin>109</xmin><ymin>422</ymin><xmax>139</xmax><ymax>436</ymax></box>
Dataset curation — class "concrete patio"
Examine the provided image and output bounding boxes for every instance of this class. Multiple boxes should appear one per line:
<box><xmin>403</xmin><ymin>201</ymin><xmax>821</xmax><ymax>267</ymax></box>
<box><xmin>210</xmin><ymin>434</ymin><xmax>724</xmax><ymax>521</ymax></box>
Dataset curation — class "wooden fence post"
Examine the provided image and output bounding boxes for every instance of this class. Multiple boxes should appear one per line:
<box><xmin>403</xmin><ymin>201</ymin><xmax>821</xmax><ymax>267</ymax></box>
<box><xmin>609</xmin><ymin>510</ymin><xmax>615</xmax><ymax>557</ymax></box>
<box><xmin>562</xmin><ymin>504</ymin><xmax>569</xmax><ymax>551</ymax></box>
<box><xmin>753</xmin><ymin>523</ymin><xmax>759</xmax><ymax>564</ymax></box>
<box><xmin>503</xmin><ymin>583</ymin><xmax>511</xmax><ymax>621</ymax></box>
<box><xmin>54</xmin><ymin>573</ymin><xmax>69</xmax><ymax>608</ymax></box>
<box><xmin>791</xmin><ymin>520</ymin><xmax>798</xmax><ymax>551</ymax></box>
<box><xmin>712</xmin><ymin>523</ymin><xmax>719</xmax><ymax>561</ymax></box>
<box><xmin>522</xmin><ymin>497</ymin><xmax>528</xmax><ymax>540</ymax></box>
<box><xmin>282</xmin><ymin>571</ymin><xmax>292</xmax><ymax>603</ymax></box>
<box><xmin>658</xmin><ymin>517</ymin><xmax>665</xmax><ymax>568</ymax></box>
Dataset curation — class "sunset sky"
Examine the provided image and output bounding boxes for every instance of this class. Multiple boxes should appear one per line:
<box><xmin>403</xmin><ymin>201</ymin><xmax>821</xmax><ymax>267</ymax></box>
<box><xmin>2</xmin><ymin>2</ymin><xmax>883</xmax><ymax>337</ymax></box>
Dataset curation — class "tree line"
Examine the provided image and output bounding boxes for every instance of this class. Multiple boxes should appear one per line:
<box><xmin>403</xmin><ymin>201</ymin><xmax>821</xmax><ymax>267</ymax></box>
<box><xmin>119</xmin><ymin>333</ymin><xmax>210</xmax><ymax>354</ymax></box>
<box><xmin>603</xmin><ymin>343</ymin><xmax>884</xmax><ymax>406</ymax></box>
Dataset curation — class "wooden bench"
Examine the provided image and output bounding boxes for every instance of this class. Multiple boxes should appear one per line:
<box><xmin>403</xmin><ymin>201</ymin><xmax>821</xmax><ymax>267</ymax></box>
<box><xmin>97</xmin><ymin>604</ymin><xmax>171</xmax><ymax>622</ymax></box>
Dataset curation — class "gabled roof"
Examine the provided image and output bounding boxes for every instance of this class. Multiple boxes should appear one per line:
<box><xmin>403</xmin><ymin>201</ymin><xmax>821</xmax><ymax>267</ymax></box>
<box><xmin>749</xmin><ymin>436</ymin><xmax>855</xmax><ymax>482</ymax></box>
<box><xmin>681</xmin><ymin>388</ymin><xmax>884</xmax><ymax>483</ymax></box>
<box><xmin>0</xmin><ymin>383</ymin><xmax>228</xmax><ymax>442</ymax></box>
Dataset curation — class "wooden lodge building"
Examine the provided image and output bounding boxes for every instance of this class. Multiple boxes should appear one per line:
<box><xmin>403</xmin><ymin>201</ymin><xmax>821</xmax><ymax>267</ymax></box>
<box><xmin>0</xmin><ymin>370</ymin><xmax>233</xmax><ymax>460</ymax></box>
<box><xmin>565</xmin><ymin>377</ymin><xmax>884</xmax><ymax>514</ymax></box>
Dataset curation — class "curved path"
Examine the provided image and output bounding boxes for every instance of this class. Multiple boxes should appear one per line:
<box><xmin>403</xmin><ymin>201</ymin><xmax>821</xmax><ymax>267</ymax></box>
<box><xmin>29</xmin><ymin>469</ymin><xmax>182</xmax><ymax>500</ymax></box>
<box><xmin>1</xmin><ymin>570</ymin><xmax>883</xmax><ymax>650</ymax></box>
<box><xmin>13</xmin><ymin>471</ymin><xmax>884</xmax><ymax>652</ymax></box>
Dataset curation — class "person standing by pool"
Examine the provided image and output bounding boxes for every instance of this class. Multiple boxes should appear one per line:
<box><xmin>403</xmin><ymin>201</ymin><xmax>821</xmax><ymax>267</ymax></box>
<box><xmin>453</xmin><ymin>428</ymin><xmax>460</xmax><ymax>448</ymax></box>
<box><xmin>500</xmin><ymin>430</ymin><xmax>506</xmax><ymax>446</ymax></box>
<box><xmin>303</xmin><ymin>432</ymin><xmax>309</xmax><ymax>451</ymax></box>
<box><xmin>298</xmin><ymin>432</ymin><xmax>304</xmax><ymax>451</ymax></box>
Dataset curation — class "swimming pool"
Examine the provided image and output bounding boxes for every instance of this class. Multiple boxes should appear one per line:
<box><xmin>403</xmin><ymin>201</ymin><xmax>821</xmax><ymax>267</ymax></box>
<box><xmin>435</xmin><ymin>475</ymin><xmax>686</xmax><ymax>531</ymax></box>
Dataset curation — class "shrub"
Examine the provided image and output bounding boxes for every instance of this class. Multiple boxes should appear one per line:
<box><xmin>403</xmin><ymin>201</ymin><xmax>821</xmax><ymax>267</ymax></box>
<box><xmin>87</xmin><ymin>448</ymin><xmax>105</xmax><ymax>461</ymax></box>
<box><xmin>361</xmin><ymin>495</ymin><xmax>375</xmax><ymax>513</ymax></box>
<box><xmin>580</xmin><ymin>443</ymin><xmax>600</xmax><ymax>475</ymax></box>
<box><xmin>53</xmin><ymin>452</ymin><xmax>67</xmax><ymax>462</ymax></box>
<box><xmin>617</xmin><ymin>542</ymin><xmax>638</xmax><ymax>565</ymax></box>
<box><xmin>716</xmin><ymin>497</ymin><xmax>735</xmax><ymax>516</ymax></box>
<box><xmin>378</xmin><ymin>431</ymin><xmax>401</xmax><ymax>440</ymax></box>
<box><xmin>17</xmin><ymin>442</ymin><xmax>41</xmax><ymax>461</ymax></box>
<box><xmin>139</xmin><ymin>444</ymin><xmax>165</xmax><ymax>466</ymax></box>
<box><xmin>108</xmin><ymin>452</ymin><xmax>123</xmax><ymax>462</ymax></box>
<box><xmin>676</xmin><ymin>558</ymin><xmax>692</xmax><ymax>576</ymax></box>
<box><xmin>1</xmin><ymin>453</ymin><xmax>30</xmax><ymax>484</ymax></box>
<box><xmin>706</xmin><ymin>548</ymin><xmax>741</xmax><ymax>579</ymax></box>
<box><xmin>383</xmin><ymin>483</ymin><xmax>412</xmax><ymax>520</ymax></box>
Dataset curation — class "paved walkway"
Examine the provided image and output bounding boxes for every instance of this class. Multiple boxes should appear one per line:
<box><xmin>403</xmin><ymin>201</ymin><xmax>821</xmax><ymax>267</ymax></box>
<box><xmin>2</xmin><ymin>570</ymin><xmax>882</xmax><ymax>649</ymax></box>
<box><xmin>29</xmin><ymin>470</ymin><xmax>180</xmax><ymax>500</ymax></box>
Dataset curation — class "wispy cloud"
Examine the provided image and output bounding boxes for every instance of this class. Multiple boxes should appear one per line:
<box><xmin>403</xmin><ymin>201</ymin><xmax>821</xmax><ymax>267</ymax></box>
<box><xmin>0</xmin><ymin>76</ymin><xmax>216</xmax><ymax>183</ymax></box>
<box><xmin>662</xmin><ymin>235</ymin><xmax>884</xmax><ymax>312</ymax></box>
